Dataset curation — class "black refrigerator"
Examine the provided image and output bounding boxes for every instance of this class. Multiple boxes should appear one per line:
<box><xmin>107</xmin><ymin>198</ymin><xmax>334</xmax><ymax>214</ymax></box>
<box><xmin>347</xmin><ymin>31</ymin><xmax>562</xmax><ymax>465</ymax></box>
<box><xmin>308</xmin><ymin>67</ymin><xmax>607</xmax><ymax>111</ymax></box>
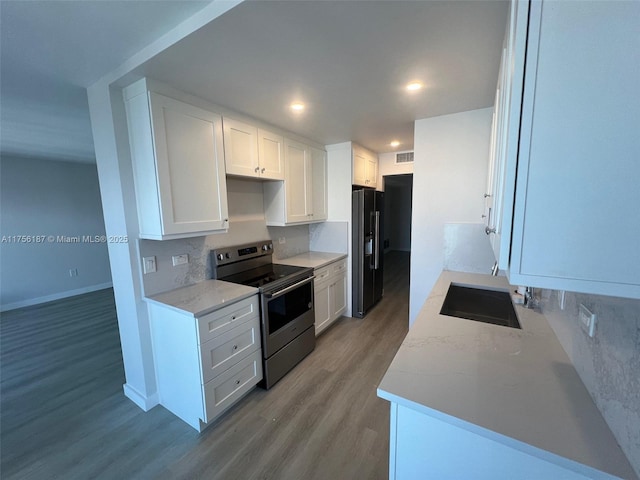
<box><xmin>352</xmin><ymin>189</ymin><xmax>384</xmax><ymax>318</ymax></box>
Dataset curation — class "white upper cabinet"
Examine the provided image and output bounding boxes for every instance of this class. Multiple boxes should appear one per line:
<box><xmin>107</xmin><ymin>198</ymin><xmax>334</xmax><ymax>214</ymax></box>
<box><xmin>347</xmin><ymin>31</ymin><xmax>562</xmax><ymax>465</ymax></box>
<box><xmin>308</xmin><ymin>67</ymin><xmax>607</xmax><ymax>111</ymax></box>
<box><xmin>124</xmin><ymin>80</ymin><xmax>229</xmax><ymax>240</ymax></box>
<box><xmin>492</xmin><ymin>0</ymin><xmax>640</xmax><ymax>299</ymax></box>
<box><xmin>223</xmin><ymin>117</ymin><xmax>285</xmax><ymax>180</ymax></box>
<box><xmin>352</xmin><ymin>144</ymin><xmax>378</xmax><ymax>188</ymax></box>
<box><xmin>484</xmin><ymin>0</ymin><xmax>527</xmax><ymax>268</ymax></box>
<box><xmin>257</xmin><ymin>128</ymin><xmax>285</xmax><ymax>180</ymax></box>
<box><xmin>263</xmin><ymin>139</ymin><xmax>327</xmax><ymax>226</ymax></box>
<box><xmin>284</xmin><ymin>138</ymin><xmax>312</xmax><ymax>223</ymax></box>
<box><xmin>311</xmin><ymin>147</ymin><xmax>328</xmax><ymax>222</ymax></box>
<box><xmin>223</xmin><ymin>117</ymin><xmax>259</xmax><ymax>177</ymax></box>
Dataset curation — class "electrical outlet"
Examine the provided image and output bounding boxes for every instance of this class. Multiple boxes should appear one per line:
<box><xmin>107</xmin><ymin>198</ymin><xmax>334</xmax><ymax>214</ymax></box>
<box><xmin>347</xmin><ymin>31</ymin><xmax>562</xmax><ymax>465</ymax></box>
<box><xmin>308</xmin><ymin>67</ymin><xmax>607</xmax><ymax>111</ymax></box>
<box><xmin>172</xmin><ymin>254</ymin><xmax>188</xmax><ymax>266</ymax></box>
<box><xmin>143</xmin><ymin>256</ymin><xmax>156</xmax><ymax>274</ymax></box>
<box><xmin>278</xmin><ymin>237</ymin><xmax>286</xmax><ymax>245</ymax></box>
<box><xmin>579</xmin><ymin>304</ymin><xmax>596</xmax><ymax>338</ymax></box>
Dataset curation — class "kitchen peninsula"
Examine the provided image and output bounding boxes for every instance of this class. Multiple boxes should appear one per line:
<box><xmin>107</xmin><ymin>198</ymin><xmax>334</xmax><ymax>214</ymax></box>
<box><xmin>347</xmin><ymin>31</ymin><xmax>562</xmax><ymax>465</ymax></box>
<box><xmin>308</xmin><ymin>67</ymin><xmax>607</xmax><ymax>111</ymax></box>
<box><xmin>378</xmin><ymin>271</ymin><xmax>637</xmax><ymax>480</ymax></box>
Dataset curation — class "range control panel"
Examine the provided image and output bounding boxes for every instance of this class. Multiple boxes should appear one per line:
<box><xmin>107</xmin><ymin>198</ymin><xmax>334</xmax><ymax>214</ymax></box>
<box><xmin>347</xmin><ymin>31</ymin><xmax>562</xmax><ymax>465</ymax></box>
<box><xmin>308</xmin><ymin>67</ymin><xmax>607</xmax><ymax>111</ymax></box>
<box><xmin>212</xmin><ymin>240</ymin><xmax>273</xmax><ymax>267</ymax></box>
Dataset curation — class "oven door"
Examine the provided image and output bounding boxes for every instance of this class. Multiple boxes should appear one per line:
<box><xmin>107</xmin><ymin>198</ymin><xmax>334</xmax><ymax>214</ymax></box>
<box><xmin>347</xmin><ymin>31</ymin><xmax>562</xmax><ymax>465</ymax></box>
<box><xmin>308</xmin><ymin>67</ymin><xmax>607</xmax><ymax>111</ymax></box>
<box><xmin>261</xmin><ymin>275</ymin><xmax>315</xmax><ymax>357</ymax></box>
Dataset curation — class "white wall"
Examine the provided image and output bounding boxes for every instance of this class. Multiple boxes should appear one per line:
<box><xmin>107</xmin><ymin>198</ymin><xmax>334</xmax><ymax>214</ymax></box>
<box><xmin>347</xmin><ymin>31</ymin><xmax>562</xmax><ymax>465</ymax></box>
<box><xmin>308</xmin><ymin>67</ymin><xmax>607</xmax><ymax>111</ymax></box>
<box><xmin>409</xmin><ymin>108</ymin><xmax>493</xmax><ymax>324</ymax></box>
<box><xmin>0</xmin><ymin>156</ymin><xmax>112</xmax><ymax>310</ymax></box>
<box><xmin>378</xmin><ymin>150</ymin><xmax>414</xmax><ymax>190</ymax></box>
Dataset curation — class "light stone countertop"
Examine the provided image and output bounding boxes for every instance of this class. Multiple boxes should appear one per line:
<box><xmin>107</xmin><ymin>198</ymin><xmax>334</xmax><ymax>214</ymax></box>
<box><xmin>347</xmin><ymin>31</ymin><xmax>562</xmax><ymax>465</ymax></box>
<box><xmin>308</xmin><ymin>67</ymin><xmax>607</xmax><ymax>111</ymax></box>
<box><xmin>377</xmin><ymin>270</ymin><xmax>637</xmax><ymax>480</ymax></box>
<box><xmin>145</xmin><ymin>279</ymin><xmax>258</xmax><ymax>317</ymax></box>
<box><xmin>274</xmin><ymin>251</ymin><xmax>347</xmax><ymax>270</ymax></box>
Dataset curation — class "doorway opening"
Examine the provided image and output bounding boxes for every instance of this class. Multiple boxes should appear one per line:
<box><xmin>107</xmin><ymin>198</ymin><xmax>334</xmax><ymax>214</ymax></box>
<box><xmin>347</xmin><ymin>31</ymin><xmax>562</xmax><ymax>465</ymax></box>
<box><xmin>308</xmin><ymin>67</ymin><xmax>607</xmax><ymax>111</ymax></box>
<box><xmin>382</xmin><ymin>174</ymin><xmax>413</xmax><ymax>254</ymax></box>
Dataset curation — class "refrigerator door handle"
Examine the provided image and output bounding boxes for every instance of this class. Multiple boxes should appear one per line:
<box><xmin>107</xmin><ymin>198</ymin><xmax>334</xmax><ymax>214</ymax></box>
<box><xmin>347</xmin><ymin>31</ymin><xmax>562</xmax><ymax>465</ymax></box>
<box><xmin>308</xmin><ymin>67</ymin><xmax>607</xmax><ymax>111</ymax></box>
<box><xmin>374</xmin><ymin>211</ymin><xmax>380</xmax><ymax>270</ymax></box>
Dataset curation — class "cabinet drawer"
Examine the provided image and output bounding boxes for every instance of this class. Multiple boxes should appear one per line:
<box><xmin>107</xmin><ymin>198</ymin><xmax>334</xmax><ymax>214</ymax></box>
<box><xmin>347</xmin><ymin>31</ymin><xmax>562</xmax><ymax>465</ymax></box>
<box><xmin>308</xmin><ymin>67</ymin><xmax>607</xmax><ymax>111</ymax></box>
<box><xmin>197</xmin><ymin>296</ymin><xmax>258</xmax><ymax>344</ymax></box>
<box><xmin>199</xmin><ymin>317</ymin><xmax>261</xmax><ymax>384</ymax></box>
<box><xmin>202</xmin><ymin>349</ymin><xmax>262</xmax><ymax>423</ymax></box>
<box><xmin>314</xmin><ymin>265</ymin><xmax>331</xmax><ymax>283</ymax></box>
<box><xmin>330</xmin><ymin>259</ymin><xmax>347</xmax><ymax>276</ymax></box>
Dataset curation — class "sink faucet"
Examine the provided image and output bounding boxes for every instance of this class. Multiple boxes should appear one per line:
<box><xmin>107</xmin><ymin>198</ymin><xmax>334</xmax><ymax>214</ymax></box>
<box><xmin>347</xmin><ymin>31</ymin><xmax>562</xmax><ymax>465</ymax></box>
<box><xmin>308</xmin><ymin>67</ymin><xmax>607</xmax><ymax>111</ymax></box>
<box><xmin>490</xmin><ymin>261</ymin><xmax>499</xmax><ymax>276</ymax></box>
<box><xmin>524</xmin><ymin>287</ymin><xmax>537</xmax><ymax>309</ymax></box>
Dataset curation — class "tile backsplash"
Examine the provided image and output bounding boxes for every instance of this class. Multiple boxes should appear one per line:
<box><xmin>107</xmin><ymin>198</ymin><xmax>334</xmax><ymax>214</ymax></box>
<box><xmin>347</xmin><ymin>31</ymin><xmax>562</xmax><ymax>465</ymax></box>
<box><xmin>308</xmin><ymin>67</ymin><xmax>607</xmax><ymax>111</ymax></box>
<box><xmin>268</xmin><ymin>224</ymin><xmax>311</xmax><ymax>260</ymax></box>
<box><xmin>539</xmin><ymin>289</ymin><xmax>640</xmax><ymax>477</ymax></box>
<box><xmin>139</xmin><ymin>219</ymin><xmax>271</xmax><ymax>296</ymax></box>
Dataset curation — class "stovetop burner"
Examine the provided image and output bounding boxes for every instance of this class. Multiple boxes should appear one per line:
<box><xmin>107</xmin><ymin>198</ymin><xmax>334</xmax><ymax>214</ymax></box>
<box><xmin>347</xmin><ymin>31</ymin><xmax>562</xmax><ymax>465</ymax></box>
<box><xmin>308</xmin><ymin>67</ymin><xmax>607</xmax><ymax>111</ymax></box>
<box><xmin>220</xmin><ymin>264</ymin><xmax>310</xmax><ymax>289</ymax></box>
<box><xmin>212</xmin><ymin>241</ymin><xmax>312</xmax><ymax>292</ymax></box>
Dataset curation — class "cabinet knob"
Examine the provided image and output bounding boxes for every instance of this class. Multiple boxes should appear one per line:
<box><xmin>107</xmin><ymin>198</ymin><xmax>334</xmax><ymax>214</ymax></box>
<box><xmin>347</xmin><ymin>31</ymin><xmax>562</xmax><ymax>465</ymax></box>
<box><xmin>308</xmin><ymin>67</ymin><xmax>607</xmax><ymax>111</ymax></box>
<box><xmin>235</xmin><ymin>379</ymin><xmax>241</xmax><ymax>385</ymax></box>
<box><xmin>261</xmin><ymin>168</ymin><xmax>265</xmax><ymax>173</ymax></box>
<box><xmin>231</xmin><ymin>316</ymin><xmax>236</xmax><ymax>320</ymax></box>
<box><xmin>232</xmin><ymin>344</ymin><xmax>238</xmax><ymax>351</ymax></box>
<box><xmin>224</xmin><ymin>219</ymin><xmax>229</xmax><ymax>223</ymax></box>
<box><xmin>254</xmin><ymin>166</ymin><xmax>260</xmax><ymax>173</ymax></box>
<box><xmin>485</xmin><ymin>226</ymin><xmax>496</xmax><ymax>235</ymax></box>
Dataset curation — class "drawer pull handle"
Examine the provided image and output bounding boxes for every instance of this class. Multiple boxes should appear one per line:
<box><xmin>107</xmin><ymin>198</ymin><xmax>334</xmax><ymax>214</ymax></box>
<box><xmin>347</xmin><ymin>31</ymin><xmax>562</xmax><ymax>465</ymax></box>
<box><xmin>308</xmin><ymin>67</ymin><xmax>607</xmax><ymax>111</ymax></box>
<box><xmin>232</xmin><ymin>344</ymin><xmax>238</xmax><ymax>351</ymax></box>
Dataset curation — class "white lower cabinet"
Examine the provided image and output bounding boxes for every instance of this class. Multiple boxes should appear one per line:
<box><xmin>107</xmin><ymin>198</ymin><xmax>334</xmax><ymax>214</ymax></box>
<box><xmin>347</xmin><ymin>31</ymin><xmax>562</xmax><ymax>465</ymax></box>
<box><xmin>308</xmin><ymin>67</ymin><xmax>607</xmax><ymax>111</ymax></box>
<box><xmin>389</xmin><ymin>403</ymin><xmax>608</xmax><ymax>480</ymax></box>
<box><xmin>148</xmin><ymin>295</ymin><xmax>262</xmax><ymax>431</ymax></box>
<box><xmin>314</xmin><ymin>258</ymin><xmax>348</xmax><ymax>335</ymax></box>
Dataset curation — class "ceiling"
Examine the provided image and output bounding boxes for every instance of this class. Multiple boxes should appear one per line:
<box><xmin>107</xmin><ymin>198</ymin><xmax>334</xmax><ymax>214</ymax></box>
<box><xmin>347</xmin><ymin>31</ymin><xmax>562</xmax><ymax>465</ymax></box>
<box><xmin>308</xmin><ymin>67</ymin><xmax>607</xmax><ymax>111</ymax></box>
<box><xmin>1</xmin><ymin>0</ymin><xmax>508</xmax><ymax>163</ymax></box>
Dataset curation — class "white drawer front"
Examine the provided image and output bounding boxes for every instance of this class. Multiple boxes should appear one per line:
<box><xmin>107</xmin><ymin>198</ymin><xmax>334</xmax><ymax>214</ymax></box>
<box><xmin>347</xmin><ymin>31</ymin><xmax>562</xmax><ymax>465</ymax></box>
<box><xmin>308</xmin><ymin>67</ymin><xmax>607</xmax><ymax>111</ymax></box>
<box><xmin>202</xmin><ymin>350</ymin><xmax>262</xmax><ymax>423</ymax></box>
<box><xmin>330</xmin><ymin>259</ymin><xmax>347</xmax><ymax>276</ymax></box>
<box><xmin>200</xmin><ymin>317</ymin><xmax>261</xmax><ymax>384</ymax></box>
<box><xmin>197</xmin><ymin>296</ymin><xmax>258</xmax><ymax>344</ymax></box>
<box><xmin>314</xmin><ymin>265</ymin><xmax>331</xmax><ymax>283</ymax></box>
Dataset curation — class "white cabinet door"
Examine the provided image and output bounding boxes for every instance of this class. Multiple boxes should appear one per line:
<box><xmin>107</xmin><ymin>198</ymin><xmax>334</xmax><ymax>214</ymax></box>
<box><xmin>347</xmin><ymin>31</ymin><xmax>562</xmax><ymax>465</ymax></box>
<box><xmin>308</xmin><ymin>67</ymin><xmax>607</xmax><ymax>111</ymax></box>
<box><xmin>264</xmin><ymin>139</ymin><xmax>326</xmax><ymax>226</ymax></box>
<box><xmin>353</xmin><ymin>144</ymin><xmax>378</xmax><ymax>188</ymax></box>
<box><xmin>284</xmin><ymin>138</ymin><xmax>312</xmax><ymax>223</ymax></box>
<box><xmin>503</xmin><ymin>1</ymin><xmax>640</xmax><ymax>298</ymax></box>
<box><xmin>223</xmin><ymin>117</ymin><xmax>259</xmax><ymax>177</ymax></box>
<box><xmin>366</xmin><ymin>154</ymin><xmax>378</xmax><ymax>188</ymax></box>
<box><xmin>142</xmin><ymin>92</ymin><xmax>228</xmax><ymax>238</ymax></box>
<box><xmin>311</xmin><ymin>147</ymin><xmax>327</xmax><ymax>221</ymax></box>
<box><xmin>314</xmin><ymin>280</ymin><xmax>332</xmax><ymax>335</ymax></box>
<box><xmin>258</xmin><ymin>129</ymin><xmax>285</xmax><ymax>180</ymax></box>
<box><xmin>330</xmin><ymin>273</ymin><xmax>348</xmax><ymax>319</ymax></box>
<box><xmin>314</xmin><ymin>259</ymin><xmax>348</xmax><ymax>336</ymax></box>
<box><xmin>353</xmin><ymin>146</ymin><xmax>368</xmax><ymax>187</ymax></box>
<box><xmin>485</xmin><ymin>0</ymin><xmax>527</xmax><ymax>270</ymax></box>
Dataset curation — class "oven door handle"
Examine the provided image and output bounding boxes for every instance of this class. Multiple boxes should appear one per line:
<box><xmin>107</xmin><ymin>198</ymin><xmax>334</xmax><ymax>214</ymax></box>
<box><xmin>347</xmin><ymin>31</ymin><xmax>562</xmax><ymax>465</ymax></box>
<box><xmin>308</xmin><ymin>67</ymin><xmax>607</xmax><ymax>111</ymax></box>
<box><xmin>264</xmin><ymin>276</ymin><xmax>315</xmax><ymax>299</ymax></box>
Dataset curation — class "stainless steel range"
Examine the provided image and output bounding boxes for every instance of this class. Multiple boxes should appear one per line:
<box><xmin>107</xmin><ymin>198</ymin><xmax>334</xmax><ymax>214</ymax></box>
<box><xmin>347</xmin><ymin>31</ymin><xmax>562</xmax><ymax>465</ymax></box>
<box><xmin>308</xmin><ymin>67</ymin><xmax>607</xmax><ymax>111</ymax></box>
<box><xmin>212</xmin><ymin>241</ymin><xmax>315</xmax><ymax>389</ymax></box>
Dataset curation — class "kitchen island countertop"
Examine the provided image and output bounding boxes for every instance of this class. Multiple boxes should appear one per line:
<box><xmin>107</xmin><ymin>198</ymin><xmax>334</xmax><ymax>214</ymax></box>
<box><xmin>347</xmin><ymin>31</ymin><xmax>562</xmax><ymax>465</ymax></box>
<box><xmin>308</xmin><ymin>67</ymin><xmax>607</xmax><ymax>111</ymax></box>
<box><xmin>378</xmin><ymin>270</ymin><xmax>637</xmax><ymax>479</ymax></box>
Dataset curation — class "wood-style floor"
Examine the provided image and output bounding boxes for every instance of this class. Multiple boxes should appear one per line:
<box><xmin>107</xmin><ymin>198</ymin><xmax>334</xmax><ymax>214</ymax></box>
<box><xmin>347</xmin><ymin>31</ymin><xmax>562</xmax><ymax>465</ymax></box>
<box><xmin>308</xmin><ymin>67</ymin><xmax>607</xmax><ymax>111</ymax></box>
<box><xmin>1</xmin><ymin>251</ymin><xmax>410</xmax><ymax>480</ymax></box>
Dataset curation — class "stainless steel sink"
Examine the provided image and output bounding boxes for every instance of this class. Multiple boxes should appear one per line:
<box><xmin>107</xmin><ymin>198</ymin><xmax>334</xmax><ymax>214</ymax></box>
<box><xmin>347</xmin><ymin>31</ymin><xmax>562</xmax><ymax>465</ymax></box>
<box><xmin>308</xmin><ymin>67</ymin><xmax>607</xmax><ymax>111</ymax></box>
<box><xmin>440</xmin><ymin>284</ymin><xmax>521</xmax><ymax>329</ymax></box>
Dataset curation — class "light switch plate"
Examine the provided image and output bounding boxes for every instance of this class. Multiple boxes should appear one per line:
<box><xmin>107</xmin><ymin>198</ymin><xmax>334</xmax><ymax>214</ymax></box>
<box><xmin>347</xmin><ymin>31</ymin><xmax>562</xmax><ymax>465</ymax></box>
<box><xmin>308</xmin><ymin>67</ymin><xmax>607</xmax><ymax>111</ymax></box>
<box><xmin>143</xmin><ymin>256</ymin><xmax>156</xmax><ymax>274</ymax></box>
<box><xmin>172</xmin><ymin>254</ymin><xmax>188</xmax><ymax>266</ymax></box>
<box><xmin>579</xmin><ymin>304</ymin><xmax>596</xmax><ymax>338</ymax></box>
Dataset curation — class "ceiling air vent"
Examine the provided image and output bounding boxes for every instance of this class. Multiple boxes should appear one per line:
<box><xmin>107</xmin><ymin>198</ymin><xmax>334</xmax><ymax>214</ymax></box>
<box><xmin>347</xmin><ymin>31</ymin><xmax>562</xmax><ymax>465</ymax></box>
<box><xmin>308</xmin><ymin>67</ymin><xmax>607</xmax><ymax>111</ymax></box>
<box><xmin>396</xmin><ymin>152</ymin><xmax>414</xmax><ymax>164</ymax></box>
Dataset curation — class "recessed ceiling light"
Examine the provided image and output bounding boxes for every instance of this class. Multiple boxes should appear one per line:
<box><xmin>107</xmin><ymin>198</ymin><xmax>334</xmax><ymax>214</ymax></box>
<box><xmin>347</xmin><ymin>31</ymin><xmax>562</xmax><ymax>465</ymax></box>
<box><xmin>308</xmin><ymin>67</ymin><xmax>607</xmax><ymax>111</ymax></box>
<box><xmin>406</xmin><ymin>82</ymin><xmax>423</xmax><ymax>92</ymax></box>
<box><xmin>390</xmin><ymin>141</ymin><xmax>400</xmax><ymax>147</ymax></box>
<box><xmin>290</xmin><ymin>102</ymin><xmax>305</xmax><ymax>111</ymax></box>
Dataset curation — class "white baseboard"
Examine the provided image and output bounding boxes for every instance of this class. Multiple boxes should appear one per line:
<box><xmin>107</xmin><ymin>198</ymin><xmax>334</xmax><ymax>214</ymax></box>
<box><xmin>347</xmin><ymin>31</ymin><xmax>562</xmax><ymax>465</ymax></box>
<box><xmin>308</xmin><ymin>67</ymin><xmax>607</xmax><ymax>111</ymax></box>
<box><xmin>123</xmin><ymin>383</ymin><xmax>159</xmax><ymax>412</ymax></box>
<box><xmin>0</xmin><ymin>282</ymin><xmax>113</xmax><ymax>312</ymax></box>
